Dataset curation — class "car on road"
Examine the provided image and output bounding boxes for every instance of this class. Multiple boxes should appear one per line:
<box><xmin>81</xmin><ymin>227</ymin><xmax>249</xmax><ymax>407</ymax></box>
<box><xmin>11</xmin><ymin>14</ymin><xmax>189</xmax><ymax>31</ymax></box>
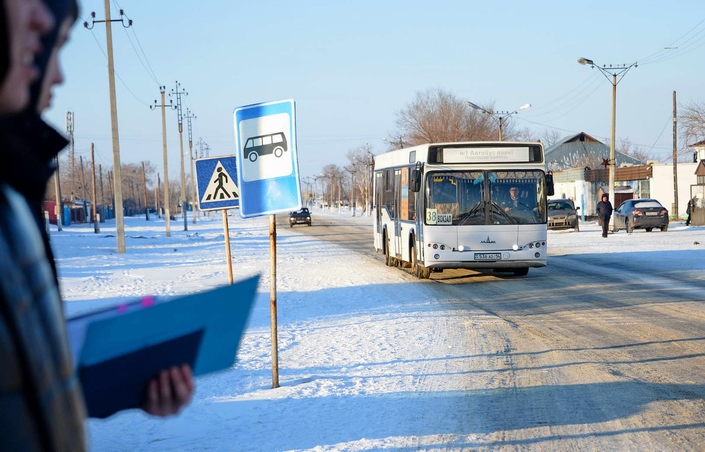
<box><xmin>289</xmin><ymin>207</ymin><xmax>312</xmax><ymax>227</ymax></box>
<box><xmin>613</xmin><ymin>198</ymin><xmax>669</xmax><ymax>233</ymax></box>
<box><xmin>547</xmin><ymin>198</ymin><xmax>580</xmax><ymax>231</ymax></box>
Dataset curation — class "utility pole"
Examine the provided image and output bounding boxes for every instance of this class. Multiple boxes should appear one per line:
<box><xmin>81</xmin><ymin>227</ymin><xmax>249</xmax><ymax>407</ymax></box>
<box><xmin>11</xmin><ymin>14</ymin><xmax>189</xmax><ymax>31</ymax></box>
<box><xmin>673</xmin><ymin>91</ymin><xmax>679</xmax><ymax>217</ymax></box>
<box><xmin>91</xmin><ymin>144</ymin><xmax>99</xmax><ymax>232</ymax></box>
<box><xmin>151</xmin><ymin>86</ymin><xmax>175</xmax><ymax>237</ymax></box>
<box><xmin>185</xmin><ymin>108</ymin><xmax>198</xmax><ymax>223</ymax></box>
<box><xmin>99</xmin><ymin>164</ymin><xmax>104</xmax><ymax>221</ymax></box>
<box><xmin>171</xmin><ymin>81</ymin><xmax>189</xmax><ymax>231</ymax></box>
<box><xmin>155</xmin><ymin>173</ymin><xmax>161</xmax><ymax>218</ymax></box>
<box><xmin>66</xmin><ymin>112</ymin><xmax>76</xmax><ymax>203</ymax></box>
<box><xmin>84</xmin><ymin>4</ymin><xmax>132</xmax><ymax>254</ymax></box>
<box><xmin>53</xmin><ymin>156</ymin><xmax>62</xmax><ymax>231</ymax></box>
<box><xmin>142</xmin><ymin>161</ymin><xmax>149</xmax><ymax>221</ymax></box>
<box><xmin>79</xmin><ymin>156</ymin><xmax>88</xmax><ymax>221</ymax></box>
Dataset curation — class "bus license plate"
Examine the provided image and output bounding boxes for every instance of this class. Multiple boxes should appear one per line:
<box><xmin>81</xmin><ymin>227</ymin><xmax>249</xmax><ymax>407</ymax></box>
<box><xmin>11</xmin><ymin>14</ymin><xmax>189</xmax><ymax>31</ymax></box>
<box><xmin>474</xmin><ymin>253</ymin><xmax>501</xmax><ymax>260</ymax></box>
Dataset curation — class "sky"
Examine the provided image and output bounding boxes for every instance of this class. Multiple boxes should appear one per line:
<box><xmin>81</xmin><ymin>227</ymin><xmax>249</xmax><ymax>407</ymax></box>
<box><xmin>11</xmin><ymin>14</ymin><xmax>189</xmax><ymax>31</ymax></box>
<box><xmin>52</xmin><ymin>210</ymin><xmax>705</xmax><ymax>450</ymax></box>
<box><xmin>44</xmin><ymin>0</ymin><xmax>705</xmax><ymax>183</ymax></box>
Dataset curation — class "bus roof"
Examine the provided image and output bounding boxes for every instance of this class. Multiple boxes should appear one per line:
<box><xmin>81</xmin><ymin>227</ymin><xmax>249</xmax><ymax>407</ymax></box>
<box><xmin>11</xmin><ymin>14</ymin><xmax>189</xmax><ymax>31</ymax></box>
<box><xmin>374</xmin><ymin>141</ymin><xmax>544</xmax><ymax>170</ymax></box>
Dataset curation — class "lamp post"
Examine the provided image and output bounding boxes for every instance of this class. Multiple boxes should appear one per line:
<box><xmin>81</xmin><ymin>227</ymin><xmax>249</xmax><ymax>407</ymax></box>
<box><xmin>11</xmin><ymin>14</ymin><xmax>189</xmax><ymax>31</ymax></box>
<box><xmin>382</xmin><ymin>135</ymin><xmax>406</xmax><ymax>149</ymax></box>
<box><xmin>466</xmin><ymin>101</ymin><xmax>531</xmax><ymax>141</ymax></box>
<box><xmin>577</xmin><ymin>57</ymin><xmax>637</xmax><ymax>232</ymax></box>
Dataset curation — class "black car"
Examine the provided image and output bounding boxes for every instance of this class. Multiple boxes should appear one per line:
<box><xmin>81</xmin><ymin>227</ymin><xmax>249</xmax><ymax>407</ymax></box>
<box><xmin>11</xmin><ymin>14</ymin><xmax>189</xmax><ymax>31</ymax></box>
<box><xmin>289</xmin><ymin>208</ymin><xmax>312</xmax><ymax>227</ymax></box>
<box><xmin>613</xmin><ymin>198</ymin><xmax>669</xmax><ymax>233</ymax></box>
<box><xmin>547</xmin><ymin>198</ymin><xmax>580</xmax><ymax>231</ymax></box>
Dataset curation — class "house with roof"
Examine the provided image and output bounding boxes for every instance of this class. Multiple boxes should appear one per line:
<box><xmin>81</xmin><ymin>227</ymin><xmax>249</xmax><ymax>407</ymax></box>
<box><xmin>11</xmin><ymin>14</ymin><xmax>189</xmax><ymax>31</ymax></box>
<box><xmin>545</xmin><ymin>132</ymin><xmax>698</xmax><ymax>219</ymax></box>
<box><xmin>544</xmin><ymin>132</ymin><xmax>643</xmax><ymax>171</ymax></box>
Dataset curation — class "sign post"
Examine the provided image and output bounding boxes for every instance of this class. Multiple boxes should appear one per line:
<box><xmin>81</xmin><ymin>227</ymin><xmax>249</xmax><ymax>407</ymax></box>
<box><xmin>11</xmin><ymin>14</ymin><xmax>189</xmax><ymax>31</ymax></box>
<box><xmin>195</xmin><ymin>155</ymin><xmax>240</xmax><ymax>285</ymax></box>
<box><xmin>234</xmin><ymin>99</ymin><xmax>301</xmax><ymax>389</ymax></box>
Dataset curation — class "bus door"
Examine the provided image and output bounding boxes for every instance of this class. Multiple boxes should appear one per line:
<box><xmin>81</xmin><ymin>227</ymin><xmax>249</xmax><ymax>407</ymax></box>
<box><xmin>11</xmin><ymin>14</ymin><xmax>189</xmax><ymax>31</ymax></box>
<box><xmin>394</xmin><ymin>169</ymin><xmax>402</xmax><ymax>257</ymax></box>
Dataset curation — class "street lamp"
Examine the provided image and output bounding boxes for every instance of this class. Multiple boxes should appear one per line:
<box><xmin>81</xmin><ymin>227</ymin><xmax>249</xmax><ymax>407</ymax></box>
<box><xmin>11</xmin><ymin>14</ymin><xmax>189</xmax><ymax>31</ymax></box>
<box><xmin>382</xmin><ymin>135</ymin><xmax>406</xmax><ymax>149</ymax></box>
<box><xmin>577</xmin><ymin>57</ymin><xmax>637</xmax><ymax>232</ymax></box>
<box><xmin>465</xmin><ymin>101</ymin><xmax>531</xmax><ymax>141</ymax></box>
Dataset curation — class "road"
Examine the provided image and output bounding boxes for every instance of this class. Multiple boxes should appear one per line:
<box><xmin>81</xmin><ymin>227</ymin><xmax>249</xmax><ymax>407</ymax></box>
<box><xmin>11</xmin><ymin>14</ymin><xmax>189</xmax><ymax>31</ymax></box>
<box><xmin>285</xmin><ymin>212</ymin><xmax>705</xmax><ymax>450</ymax></box>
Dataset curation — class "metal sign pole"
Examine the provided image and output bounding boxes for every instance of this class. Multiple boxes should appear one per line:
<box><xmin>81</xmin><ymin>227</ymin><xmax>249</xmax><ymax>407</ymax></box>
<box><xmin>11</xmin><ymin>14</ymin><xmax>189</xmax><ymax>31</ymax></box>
<box><xmin>222</xmin><ymin>209</ymin><xmax>233</xmax><ymax>285</ymax></box>
<box><xmin>269</xmin><ymin>214</ymin><xmax>279</xmax><ymax>388</ymax></box>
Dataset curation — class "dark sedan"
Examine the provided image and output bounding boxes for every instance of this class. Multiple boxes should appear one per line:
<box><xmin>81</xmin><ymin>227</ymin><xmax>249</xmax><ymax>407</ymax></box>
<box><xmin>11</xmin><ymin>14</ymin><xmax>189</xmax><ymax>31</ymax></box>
<box><xmin>547</xmin><ymin>198</ymin><xmax>580</xmax><ymax>231</ymax></box>
<box><xmin>613</xmin><ymin>198</ymin><xmax>669</xmax><ymax>233</ymax></box>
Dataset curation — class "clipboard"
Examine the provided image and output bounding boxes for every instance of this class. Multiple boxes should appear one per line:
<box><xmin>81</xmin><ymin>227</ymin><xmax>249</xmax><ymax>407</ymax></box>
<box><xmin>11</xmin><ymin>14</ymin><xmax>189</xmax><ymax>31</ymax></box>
<box><xmin>69</xmin><ymin>274</ymin><xmax>260</xmax><ymax>418</ymax></box>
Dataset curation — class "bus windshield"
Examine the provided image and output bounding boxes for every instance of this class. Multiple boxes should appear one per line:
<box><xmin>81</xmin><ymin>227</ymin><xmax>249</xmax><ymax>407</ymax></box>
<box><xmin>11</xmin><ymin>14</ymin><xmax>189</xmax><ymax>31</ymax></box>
<box><xmin>426</xmin><ymin>170</ymin><xmax>547</xmax><ymax>226</ymax></box>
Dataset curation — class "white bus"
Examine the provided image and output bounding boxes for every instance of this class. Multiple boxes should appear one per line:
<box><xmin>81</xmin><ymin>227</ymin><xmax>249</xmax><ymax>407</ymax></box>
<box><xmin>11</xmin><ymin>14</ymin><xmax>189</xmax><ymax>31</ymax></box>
<box><xmin>373</xmin><ymin>141</ymin><xmax>554</xmax><ymax>278</ymax></box>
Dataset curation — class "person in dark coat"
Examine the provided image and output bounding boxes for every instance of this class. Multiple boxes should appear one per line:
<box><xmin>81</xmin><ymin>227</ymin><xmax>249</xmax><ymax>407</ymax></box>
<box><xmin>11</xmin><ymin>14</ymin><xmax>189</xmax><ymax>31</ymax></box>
<box><xmin>0</xmin><ymin>1</ymin><xmax>193</xmax><ymax>450</ymax></box>
<box><xmin>685</xmin><ymin>197</ymin><xmax>695</xmax><ymax>226</ymax></box>
<box><xmin>596</xmin><ymin>193</ymin><xmax>613</xmax><ymax>238</ymax></box>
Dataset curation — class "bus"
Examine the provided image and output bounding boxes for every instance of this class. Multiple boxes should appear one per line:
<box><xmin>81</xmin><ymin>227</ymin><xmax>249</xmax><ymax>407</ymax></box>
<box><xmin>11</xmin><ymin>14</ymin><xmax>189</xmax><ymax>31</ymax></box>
<box><xmin>373</xmin><ymin>141</ymin><xmax>554</xmax><ymax>278</ymax></box>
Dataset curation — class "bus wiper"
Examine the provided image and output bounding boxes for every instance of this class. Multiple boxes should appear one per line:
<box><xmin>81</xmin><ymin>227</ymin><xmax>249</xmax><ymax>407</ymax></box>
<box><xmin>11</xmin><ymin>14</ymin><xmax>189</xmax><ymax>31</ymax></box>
<box><xmin>457</xmin><ymin>201</ymin><xmax>485</xmax><ymax>225</ymax></box>
<box><xmin>490</xmin><ymin>201</ymin><xmax>517</xmax><ymax>224</ymax></box>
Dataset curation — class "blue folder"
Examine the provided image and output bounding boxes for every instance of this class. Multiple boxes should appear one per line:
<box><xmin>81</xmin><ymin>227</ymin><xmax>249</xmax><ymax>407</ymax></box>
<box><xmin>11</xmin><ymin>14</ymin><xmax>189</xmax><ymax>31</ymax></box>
<box><xmin>71</xmin><ymin>274</ymin><xmax>260</xmax><ymax>418</ymax></box>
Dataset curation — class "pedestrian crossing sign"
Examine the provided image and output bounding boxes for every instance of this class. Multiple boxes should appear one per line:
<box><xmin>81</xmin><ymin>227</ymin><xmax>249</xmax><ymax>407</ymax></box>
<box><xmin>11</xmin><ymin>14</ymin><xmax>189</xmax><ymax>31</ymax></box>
<box><xmin>195</xmin><ymin>156</ymin><xmax>240</xmax><ymax>211</ymax></box>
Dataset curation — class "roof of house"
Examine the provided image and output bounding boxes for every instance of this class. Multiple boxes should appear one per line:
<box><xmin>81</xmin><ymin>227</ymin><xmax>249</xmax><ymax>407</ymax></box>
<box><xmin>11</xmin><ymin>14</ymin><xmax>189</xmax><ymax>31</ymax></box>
<box><xmin>545</xmin><ymin>132</ymin><xmax>644</xmax><ymax>170</ymax></box>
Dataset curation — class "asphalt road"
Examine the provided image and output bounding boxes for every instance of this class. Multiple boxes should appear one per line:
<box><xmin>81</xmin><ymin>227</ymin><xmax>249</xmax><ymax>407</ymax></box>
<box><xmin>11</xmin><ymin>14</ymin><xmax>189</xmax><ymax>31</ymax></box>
<box><xmin>284</xmin><ymin>213</ymin><xmax>705</xmax><ymax>450</ymax></box>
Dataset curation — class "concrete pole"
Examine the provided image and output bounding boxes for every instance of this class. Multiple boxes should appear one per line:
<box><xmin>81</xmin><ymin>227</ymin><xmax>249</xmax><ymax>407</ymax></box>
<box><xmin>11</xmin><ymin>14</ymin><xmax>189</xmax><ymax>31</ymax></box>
<box><xmin>609</xmin><ymin>74</ymin><xmax>616</xmax><ymax>232</ymax></box>
<box><xmin>160</xmin><ymin>88</ymin><xmax>171</xmax><ymax>237</ymax></box>
<box><xmin>179</xmin><ymin>125</ymin><xmax>187</xmax><ymax>231</ymax></box>
<box><xmin>672</xmin><ymin>91</ymin><xmax>679</xmax><ymax>217</ymax></box>
<box><xmin>103</xmin><ymin>0</ymin><xmax>126</xmax><ymax>253</ymax></box>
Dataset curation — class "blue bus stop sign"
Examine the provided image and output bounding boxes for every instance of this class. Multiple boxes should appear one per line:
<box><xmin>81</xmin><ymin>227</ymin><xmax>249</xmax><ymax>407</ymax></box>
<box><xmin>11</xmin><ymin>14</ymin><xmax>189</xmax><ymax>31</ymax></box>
<box><xmin>233</xmin><ymin>99</ymin><xmax>301</xmax><ymax>218</ymax></box>
<box><xmin>195</xmin><ymin>155</ymin><xmax>240</xmax><ymax>211</ymax></box>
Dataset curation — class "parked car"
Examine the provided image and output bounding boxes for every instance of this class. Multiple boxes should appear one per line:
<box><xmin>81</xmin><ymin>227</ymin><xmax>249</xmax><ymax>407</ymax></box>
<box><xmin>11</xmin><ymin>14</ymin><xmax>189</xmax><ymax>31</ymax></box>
<box><xmin>547</xmin><ymin>198</ymin><xmax>580</xmax><ymax>231</ymax></box>
<box><xmin>289</xmin><ymin>208</ymin><xmax>312</xmax><ymax>227</ymax></box>
<box><xmin>613</xmin><ymin>198</ymin><xmax>669</xmax><ymax>233</ymax></box>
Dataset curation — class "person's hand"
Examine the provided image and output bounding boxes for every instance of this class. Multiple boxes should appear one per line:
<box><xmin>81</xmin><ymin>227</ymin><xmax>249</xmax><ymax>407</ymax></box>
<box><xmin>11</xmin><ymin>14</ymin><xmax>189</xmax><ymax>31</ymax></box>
<box><xmin>141</xmin><ymin>364</ymin><xmax>194</xmax><ymax>417</ymax></box>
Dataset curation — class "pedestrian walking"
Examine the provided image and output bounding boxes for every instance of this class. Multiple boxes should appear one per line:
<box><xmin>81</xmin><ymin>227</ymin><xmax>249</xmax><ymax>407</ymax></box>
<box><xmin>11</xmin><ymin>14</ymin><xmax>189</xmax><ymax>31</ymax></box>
<box><xmin>685</xmin><ymin>197</ymin><xmax>695</xmax><ymax>226</ymax></box>
<box><xmin>597</xmin><ymin>193</ymin><xmax>613</xmax><ymax>238</ymax></box>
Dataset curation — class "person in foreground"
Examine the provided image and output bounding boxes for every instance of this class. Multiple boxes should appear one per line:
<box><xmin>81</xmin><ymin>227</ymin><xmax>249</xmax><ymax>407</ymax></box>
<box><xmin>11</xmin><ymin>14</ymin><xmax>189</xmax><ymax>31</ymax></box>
<box><xmin>596</xmin><ymin>193</ymin><xmax>613</xmax><ymax>238</ymax></box>
<box><xmin>0</xmin><ymin>1</ymin><xmax>193</xmax><ymax>450</ymax></box>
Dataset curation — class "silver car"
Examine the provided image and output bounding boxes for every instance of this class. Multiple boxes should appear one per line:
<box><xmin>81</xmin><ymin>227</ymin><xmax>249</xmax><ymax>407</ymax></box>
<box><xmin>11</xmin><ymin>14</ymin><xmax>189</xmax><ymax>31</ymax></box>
<box><xmin>547</xmin><ymin>198</ymin><xmax>580</xmax><ymax>231</ymax></box>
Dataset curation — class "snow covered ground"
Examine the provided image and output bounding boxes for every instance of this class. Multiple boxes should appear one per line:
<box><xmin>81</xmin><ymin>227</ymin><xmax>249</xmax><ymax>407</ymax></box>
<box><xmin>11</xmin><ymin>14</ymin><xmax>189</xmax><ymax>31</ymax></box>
<box><xmin>50</xmin><ymin>210</ymin><xmax>704</xmax><ymax>451</ymax></box>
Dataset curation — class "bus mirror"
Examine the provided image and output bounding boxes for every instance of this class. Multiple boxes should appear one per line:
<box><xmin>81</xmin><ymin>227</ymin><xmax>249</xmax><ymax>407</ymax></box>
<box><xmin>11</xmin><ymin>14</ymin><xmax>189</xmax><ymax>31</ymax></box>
<box><xmin>545</xmin><ymin>174</ymin><xmax>555</xmax><ymax>196</ymax></box>
<box><xmin>410</xmin><ymin>169</ymin><xmax>421</xmax><ymax>192</ymax></box>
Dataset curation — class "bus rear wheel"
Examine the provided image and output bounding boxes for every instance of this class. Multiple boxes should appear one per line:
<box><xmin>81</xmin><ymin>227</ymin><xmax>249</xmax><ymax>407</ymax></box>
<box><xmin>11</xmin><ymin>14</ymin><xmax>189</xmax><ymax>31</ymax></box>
<box><xmin>384</xmin><ymin>234</ymin><xmax>395</xmax><ymax>267</ymax></box>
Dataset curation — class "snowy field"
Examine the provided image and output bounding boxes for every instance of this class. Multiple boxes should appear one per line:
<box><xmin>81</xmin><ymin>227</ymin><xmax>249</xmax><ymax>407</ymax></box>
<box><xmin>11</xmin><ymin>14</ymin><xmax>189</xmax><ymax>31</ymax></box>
<box><xmin>50</xmin><ymin>210</ymin><xmax>704</xmax><ymax>451</ymax></box>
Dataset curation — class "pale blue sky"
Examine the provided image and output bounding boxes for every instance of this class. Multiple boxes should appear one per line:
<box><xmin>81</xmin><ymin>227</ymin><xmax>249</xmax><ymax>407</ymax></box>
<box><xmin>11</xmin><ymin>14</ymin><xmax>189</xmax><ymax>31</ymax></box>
<box><xmin>45</xmin><ymin>0</ymin><xmax>705</xmax><ymax>181</ymax></box>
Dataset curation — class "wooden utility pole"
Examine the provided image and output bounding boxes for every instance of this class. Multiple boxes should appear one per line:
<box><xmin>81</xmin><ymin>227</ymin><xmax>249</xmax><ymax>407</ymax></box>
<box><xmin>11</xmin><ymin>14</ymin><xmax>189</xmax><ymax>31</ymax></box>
<box><xmin>185</xmin><ymin>108</ymin><xmax>198</xmax><ymax>223</ymax></box>
<box><xmin>156</xmin><ymin>173</ymin><xmax>161</xmax><ymax>218</ymax></box>
<box><xmin>84</xmin><ymin>3</ymin><xmax>132</xmax><ymax>253</ymax></box>
<box><xmin>53</xmin><ymin>156</ymin><xmax>62</xmax><ymax>231</ymax></box>
<box><xmin>142</xmin><ymin>161</ymin><xmax>149</xmax><ymax>221</ymax></box>
<box><xmin>91</xmin><ymin>144</ymin><xmax>99</xmax><ymax>232</ymax></box>
<box><xmin>672</xmin><ymin>91</ymin><xmax>679</xmax><ymax>217</ymax></box>
<box><xmin>172</xmin><ymin>81</ymin><xmax>188</xmax><ymax>231</ymax></box>
<box><xmin>79</xmin><ymin>156</ymin><xmax>88</xmax><ymax>222</ymax></box>
<box><xmin>99</xmin><ymin>164</ymin><xmax>104</xmax><ymax>215</ymax></box>
<box><xmin>151</xmin><ymin>87</ymin><xmax>173</xmax><ymax>236</ymax></box>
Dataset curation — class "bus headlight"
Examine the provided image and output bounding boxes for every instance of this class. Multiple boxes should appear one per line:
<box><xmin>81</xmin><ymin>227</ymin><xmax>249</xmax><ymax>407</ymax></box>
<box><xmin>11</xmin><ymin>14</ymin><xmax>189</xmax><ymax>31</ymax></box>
<box><xmin>434</xmin><ymin>254</ymin><xmax>440</xmax><ymax>260</ymax></box>
<box><xmin>512</xmin><ymin>244</ymin><xmax>520</xmax><ymax>251</ymax></box>
<box><xmin>458</xmin><ymin>245</ymin><xmax>465</xmax><ymax>251</ymax></box>
<box><xmin>535</xmin><ymin>252</ymin><xmax>541</xmax><ymax>258</ymax></box>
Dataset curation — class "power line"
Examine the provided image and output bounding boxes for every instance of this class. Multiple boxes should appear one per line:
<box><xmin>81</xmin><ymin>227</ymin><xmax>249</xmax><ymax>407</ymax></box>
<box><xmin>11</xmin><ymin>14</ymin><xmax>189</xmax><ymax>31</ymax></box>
<box><xmin>85</xmin><ymin>25</ymin><xmax>151</xmax><ymax>107</ymax></box>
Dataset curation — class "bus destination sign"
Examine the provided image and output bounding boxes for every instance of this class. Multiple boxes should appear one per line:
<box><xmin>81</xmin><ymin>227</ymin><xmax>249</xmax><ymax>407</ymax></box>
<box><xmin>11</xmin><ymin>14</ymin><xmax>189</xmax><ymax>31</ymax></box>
<box><xmin>442</xmin><ymin>146</ymin><xmax>530</xmax><ymax>163</ymax></box>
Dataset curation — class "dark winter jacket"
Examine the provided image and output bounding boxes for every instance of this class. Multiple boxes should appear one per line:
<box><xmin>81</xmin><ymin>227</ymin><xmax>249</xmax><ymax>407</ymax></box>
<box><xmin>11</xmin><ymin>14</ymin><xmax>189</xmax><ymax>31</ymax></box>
<box><xmin>0</xmin><ymin>120</ymin><xmax>87</xmax><ymax>452</ymax></box>
<box><xmin>597</xmin><ymin>199</ymin><xmax>613</xmax><ymax>220</ymax></box>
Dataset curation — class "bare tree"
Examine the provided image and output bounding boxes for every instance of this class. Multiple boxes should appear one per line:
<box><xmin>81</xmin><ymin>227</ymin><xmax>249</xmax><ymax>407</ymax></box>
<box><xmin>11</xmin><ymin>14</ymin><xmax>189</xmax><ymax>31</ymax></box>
<box><xmin>392</xmin><ymin>88</ymin><xmax>500</xmax><ymax>147</ymax></box>
<box><xmin>540</xmin><ymin>129</ymin><xmax>563</xmax><ymax>148</ymax></box>
<box><xmin>618</xmin><ymin>138</ymin><xmax>651</xmax><ymax>163</ymax></box>
<box><xmin>345</xmin><ymin>143</ymin><xmax>375</xmax><ymax>213</ymax></box>
<box><xmin>680</xmin><ymin>100</ymin><xmax>705</xmax><ymax>146</ymax></box>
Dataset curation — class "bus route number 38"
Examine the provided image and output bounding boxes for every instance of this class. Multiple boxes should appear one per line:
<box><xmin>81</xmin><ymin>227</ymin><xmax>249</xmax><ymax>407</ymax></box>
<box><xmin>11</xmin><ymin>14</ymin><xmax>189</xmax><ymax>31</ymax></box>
<box><xmin>426</xmin><ymin>209</ymin><xmax>452</xmax><ymax>225</ymax></box>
